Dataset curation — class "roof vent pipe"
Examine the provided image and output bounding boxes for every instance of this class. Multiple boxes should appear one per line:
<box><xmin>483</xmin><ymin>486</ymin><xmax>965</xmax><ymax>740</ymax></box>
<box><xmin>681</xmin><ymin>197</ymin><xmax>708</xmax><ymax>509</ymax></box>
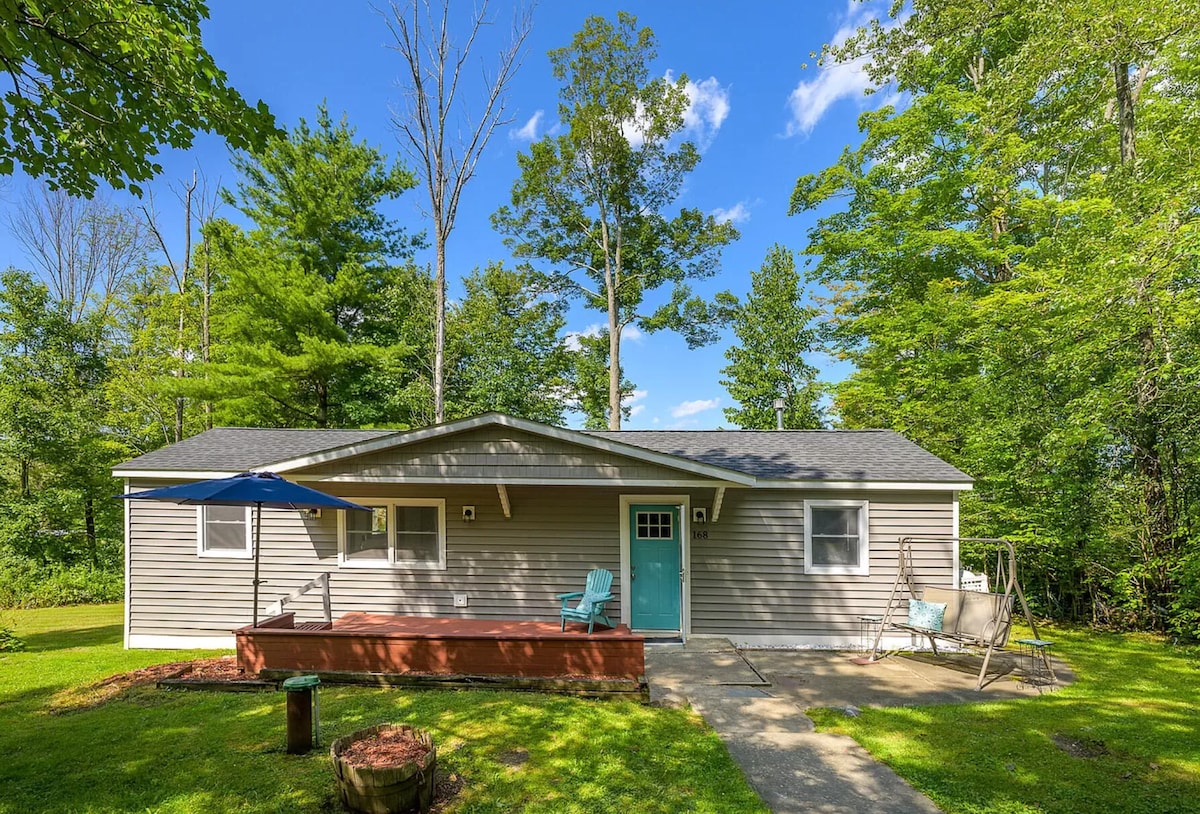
<box><xmin>773</xmin><ymin>397</ymin><xmax>786</xmax><ymax>431</ymax></box>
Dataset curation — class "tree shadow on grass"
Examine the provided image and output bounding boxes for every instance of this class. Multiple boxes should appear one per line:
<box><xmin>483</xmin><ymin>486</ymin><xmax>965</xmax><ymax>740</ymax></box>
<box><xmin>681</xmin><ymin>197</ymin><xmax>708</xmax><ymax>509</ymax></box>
<box><xmin>20</xmin><ymin>623</ymin><xmax>123</xmax><ymax>652</ymax></box>
<box><xmin>0</xmin><ymin>686</ymin><xmax>766</xmax><ymax>814</ymax></box>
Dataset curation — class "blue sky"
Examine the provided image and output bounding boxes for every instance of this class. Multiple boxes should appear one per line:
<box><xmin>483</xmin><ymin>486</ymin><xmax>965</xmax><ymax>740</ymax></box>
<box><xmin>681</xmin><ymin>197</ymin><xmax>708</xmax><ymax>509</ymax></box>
<box><xmin>0</xmin><ymin>0</ymin><xmax>893</xmax><ymax>430</ymax></box>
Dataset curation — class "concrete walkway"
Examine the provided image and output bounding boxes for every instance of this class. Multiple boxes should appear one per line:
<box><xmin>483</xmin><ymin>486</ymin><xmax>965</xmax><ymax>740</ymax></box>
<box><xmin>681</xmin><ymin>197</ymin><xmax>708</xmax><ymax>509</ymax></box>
<box><xmin>646</xmin><ymin>641</ymin><xmax>1072</xmax><ymax>813</ymax></box>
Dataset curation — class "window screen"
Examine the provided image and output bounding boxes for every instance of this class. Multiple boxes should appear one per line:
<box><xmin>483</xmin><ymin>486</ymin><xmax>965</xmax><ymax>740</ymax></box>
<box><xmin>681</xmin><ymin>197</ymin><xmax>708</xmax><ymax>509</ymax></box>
<box><xmin>201</xmin><ymin>505</ymin><xmax>248</xmax><ymax>553</ymax></box>
<box><xmin>395</xmin><ymin>505</ymin><xmax>440</xmax><ymax>563</ymax></box>
<box><xmin>345</xmin><ymin>507</ymin><xmax>389</xmax><ymax>560</ymax></box>
<box><xmin>809</xmin><ymin>506</ymin><xmax>861</xmax><ymax>567</ymax></box>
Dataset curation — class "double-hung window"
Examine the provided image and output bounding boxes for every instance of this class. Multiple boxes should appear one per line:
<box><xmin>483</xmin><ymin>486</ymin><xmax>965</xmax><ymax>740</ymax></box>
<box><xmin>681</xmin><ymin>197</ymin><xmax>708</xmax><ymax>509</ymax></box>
<box><xmin>804</xmin><ymin>500</ymin><xmax>869</xmax><ymax>575</ymax></box>
<box><xmin>339</xmin><ymin>499</ymin><xmax>446</xmax><ymax>569</ymax></box>
<box><xmin>197</xmin><ymin>505</ymin><xmax>252</xmax><ymax>558</ymax></box>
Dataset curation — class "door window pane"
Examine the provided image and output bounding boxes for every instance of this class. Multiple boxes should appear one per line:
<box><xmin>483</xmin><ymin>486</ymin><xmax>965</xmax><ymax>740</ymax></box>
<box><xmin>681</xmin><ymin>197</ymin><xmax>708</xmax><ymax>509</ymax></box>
<box><xmin>635</xmin><ymin>511</ymin><xmax>673</xmax><ymax>540</ymax></box>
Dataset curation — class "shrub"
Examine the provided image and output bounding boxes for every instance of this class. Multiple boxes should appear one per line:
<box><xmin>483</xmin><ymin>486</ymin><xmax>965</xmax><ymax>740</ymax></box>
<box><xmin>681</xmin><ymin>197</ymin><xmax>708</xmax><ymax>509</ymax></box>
<box><xmin>0</xmin><ymin>625</ymin><xmax>24</xmax><ymax>652</ymax></box>
<box><xmin>0</xmin><ymin>555</ymin><xmax>123</xmax><ymax>609</ymax></box>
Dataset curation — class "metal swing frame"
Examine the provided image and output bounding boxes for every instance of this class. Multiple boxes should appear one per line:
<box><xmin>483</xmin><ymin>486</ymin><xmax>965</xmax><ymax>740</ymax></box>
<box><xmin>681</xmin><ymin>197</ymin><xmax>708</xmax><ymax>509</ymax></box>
<box><xmin>869</xmin><ymin>537</ymin><xmax>1049</xmax><ymax>690</ymax></box>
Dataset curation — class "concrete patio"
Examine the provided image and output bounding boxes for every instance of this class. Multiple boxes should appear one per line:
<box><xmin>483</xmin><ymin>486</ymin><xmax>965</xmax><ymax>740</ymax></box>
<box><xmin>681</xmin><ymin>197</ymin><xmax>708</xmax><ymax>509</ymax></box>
<box><xmin>646</xmin><ymin>639</ymin><xmax>1074</xmax><ymax>813</ymax></box>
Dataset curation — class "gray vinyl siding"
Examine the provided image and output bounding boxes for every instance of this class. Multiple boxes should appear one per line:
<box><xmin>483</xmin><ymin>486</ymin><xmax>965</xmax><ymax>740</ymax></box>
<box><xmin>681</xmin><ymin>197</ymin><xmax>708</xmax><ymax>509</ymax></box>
<box><xmin>126</xmin><ymin>480</ymin><xmax>955</xmax><ymax>642</ymax></box>
<box><xmin>688</xmin><ymin>488</ymin><xmax>955</xmax><ymax>637</ymax></box>
<box><xmin>293</xmin><ymin>426</ymin><xmax>699</xmax><ymax>482</ymax></box>
<box><xmin>127</xmin><ymin>482</ymin><xmax>631</xmax><ymax>639</ymax></box>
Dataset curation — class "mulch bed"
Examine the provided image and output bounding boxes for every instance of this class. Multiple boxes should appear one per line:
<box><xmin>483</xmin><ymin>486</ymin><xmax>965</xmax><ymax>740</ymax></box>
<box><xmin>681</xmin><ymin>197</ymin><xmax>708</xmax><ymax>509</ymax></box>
<box><xmin>49</xmin><ymin>657</ymin><xmax>259</xmax><ymax>713</ymax></box>
<box><xmin>339</xmin><ymin>729</ymin><xmax>432</xmax><ymax>769</ymax></box>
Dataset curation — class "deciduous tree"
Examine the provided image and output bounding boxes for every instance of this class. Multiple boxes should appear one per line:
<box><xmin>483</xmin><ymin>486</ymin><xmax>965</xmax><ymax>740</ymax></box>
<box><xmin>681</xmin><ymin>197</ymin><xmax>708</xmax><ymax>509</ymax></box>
<box><xmin>493</xmin><ymin>12</ymin><xmax>737</xmax><ymax>429</ymax></box>
<box><xmin>0</xmin><ymin>0</ymin><xmax>275</xmax><ymax>196</ymax></box>
<box><xmin>445</xmin><ymin>263</ymin><xmax>571</xmax><ymax>424</ymax></box>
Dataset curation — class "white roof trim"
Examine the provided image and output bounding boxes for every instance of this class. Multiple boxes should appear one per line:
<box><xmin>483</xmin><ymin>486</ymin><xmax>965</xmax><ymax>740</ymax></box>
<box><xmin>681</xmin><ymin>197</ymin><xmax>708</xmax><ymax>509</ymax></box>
<box><xmin>290</xmin><ymin>475</ymin><xmax>744</xmax><ymax>487</ymax></box>
<box><xmin>113</xmin><ymin>469</ymin><xmax>241</xmax><ymax>480</ymax></box>
<box><xmin>267</xmin><ymin>413</ymin><xmax>758</xmax><ymax>486</ymax></box>
<box><xmin>754</xmin><ymin>479</ymin><xmax>973</xmax><ymax>491</ymax></box>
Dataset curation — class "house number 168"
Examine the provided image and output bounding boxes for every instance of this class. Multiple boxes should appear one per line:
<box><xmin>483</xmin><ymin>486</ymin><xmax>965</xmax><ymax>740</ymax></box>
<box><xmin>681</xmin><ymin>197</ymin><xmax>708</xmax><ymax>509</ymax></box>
<box><xmin>692</xmin><ymin>530</ymin><xmax>709</xmax><ymax>540</ymax></box>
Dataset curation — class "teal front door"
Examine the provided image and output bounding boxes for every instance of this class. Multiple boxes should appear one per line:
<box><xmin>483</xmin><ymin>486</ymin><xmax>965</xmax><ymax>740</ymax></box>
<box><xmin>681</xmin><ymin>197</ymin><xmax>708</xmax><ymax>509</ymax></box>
<box><xmin>629</xmin><ymin>504</ymin><xmax>682</xmax><ymax>631</ymax></box>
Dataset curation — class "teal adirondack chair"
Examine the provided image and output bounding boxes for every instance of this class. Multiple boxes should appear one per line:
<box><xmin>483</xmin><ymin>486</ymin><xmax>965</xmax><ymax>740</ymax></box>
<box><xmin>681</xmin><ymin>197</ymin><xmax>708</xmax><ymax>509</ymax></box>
<box><xmin>558</xmin><ymin>568</ymin><xmax>615</xmax><ymax>633</ymax></box>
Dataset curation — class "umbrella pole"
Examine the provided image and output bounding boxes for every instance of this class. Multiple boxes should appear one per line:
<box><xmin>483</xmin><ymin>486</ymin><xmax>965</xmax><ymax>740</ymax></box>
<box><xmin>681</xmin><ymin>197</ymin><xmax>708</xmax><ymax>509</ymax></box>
<box><xmin>252</xmin><ymin>502</ymin><xmax>263</xmax><ymax>628</ymax></box>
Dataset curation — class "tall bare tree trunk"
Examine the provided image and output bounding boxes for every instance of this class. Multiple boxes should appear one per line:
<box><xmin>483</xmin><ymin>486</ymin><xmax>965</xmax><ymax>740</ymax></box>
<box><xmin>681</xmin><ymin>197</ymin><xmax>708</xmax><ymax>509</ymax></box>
<box><xmin>201</xmin><ymin>229</ymin><xmax>213</xmax><ymax>430</ymax></box>
<box><xmin>84</xmin><ymin>497</ymin><xmax>97</xmax><ymax>568</ymax></box>
<box><xmin>1115</xmin><ymin>56</ymin><xmax>1172</xmax><ymax>625</ymax></box>
<box><xmin>173</xmin><ymin>176</ymin><xmax>195</xmax><ymax>442</ymax></box>
<box><xmin>434</xmin><ymin>233</ymin><xmax>446</xmax><ymax>423</ymax></box>
<box><xmin>1113</xmin><ymin>60</ymin><xmax>1137</xmax><ymax>165</ymax></box>
<box><xmin>608</xmin><ymin>303</ymin><xmax>621</xmax><ymax>431</ymax></box>
<box><xmin>386</xmin><ymin>0</ymin><xmax>531</xmax><ymax>425</ymax></box>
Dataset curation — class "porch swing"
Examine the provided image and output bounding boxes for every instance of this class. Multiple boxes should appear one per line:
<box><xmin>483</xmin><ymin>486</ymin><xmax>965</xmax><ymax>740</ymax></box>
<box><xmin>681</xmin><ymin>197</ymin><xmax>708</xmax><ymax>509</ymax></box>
<box><xmin>869</xmin><ymin>537</ymin><xmax>1048</xmax><ymax>690</ymax></box>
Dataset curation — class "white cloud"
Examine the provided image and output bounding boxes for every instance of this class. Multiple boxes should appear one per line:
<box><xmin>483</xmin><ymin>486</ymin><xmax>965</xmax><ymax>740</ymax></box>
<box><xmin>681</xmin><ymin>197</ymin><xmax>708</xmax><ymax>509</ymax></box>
<box><xmin>564</xmin><ymin>323</ymin><xmax>644</xmax><ymax>351</ymax></box>
<box><xmin>785</xmin><ymin>1</ymin><xmax>901</xmax><ymax>136</ymax></box>
<box><xmin>670</xmin><ymin>71</ymin><xmax>730</xmax><ymax>148</ymax></box>
<box><xmin>671</xmin><ymin>398</ymin><xmax>720</xmax><ymax>418</ymax></box>
<box><xmin>711</xmin><ymin>201</ymin><xmax>751</xmax><ymax>225</ymax></box>
<box><xmin>511</xmin><ymin>110</ymin><xmax>544</xmax><ymax>142</ymax></box>
<box><xmin>623</xmin><ymin>71</ymin><xmax>731</xmax><ymax>150</ymax></box>
<box><xmin>623</xmin><ymin>389</ymin><xmax>648</xmax><ymax>417</ymax></box>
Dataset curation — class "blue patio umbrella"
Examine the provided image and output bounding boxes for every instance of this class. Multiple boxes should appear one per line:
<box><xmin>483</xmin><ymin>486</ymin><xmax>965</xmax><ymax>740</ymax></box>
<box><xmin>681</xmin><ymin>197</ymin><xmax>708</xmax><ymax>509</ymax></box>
<box><xmin>118</xmin><ymin>472</ymin><xmax>370</xmax><ymax>626</ymax></box>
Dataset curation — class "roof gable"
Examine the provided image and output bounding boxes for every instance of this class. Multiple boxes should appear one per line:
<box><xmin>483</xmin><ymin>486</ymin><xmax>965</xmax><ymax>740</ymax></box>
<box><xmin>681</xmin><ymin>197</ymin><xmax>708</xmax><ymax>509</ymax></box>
<box><xmin>285</xmin><ymin>423</ymin><xmax>740</xmax><ymax>484</ymax></box>
<box><xmin>113</xmin><ymin>414</ymin><xmax>972</xmax><ymax>487</ymax></box>
<box><xmin>273</xmin><ymin>414</ymin><xmax>755</xmax><ymax>485</ymax></box>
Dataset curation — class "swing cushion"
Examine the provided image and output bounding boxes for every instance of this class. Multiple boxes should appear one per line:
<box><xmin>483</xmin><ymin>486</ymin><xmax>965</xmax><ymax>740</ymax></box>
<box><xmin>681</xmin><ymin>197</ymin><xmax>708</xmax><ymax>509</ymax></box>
<box><xmin>908</xmin><ymin>599</ymin><xmax>947</xmax><ymax>632</ymax></box>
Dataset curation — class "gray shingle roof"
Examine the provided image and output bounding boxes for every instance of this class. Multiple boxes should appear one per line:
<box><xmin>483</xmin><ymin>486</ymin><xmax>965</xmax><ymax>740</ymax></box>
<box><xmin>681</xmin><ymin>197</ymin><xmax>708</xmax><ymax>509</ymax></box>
<box><xmin>114</xmin><ymin>421</ymin><xmax>971</xmax><ymax>484</ymax></box>
<box><xmin>114</xmin><ymin>427</ymin><xmax>396</xmax><ymax>473</ymax></box>
<box><xmin>586</xmin><ymin>430</ymin><xmax>972</xmax><ymax>482</ymax></box>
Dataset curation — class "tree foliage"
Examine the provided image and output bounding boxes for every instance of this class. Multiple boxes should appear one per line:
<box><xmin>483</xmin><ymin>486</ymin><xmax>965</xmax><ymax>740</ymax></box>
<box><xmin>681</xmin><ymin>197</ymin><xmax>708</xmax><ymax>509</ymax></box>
<box><xmin>212</xmin><ymin>108</ymin><xmax>422</xmax><ymax>428</ymax></box>
<box><xmin>0</xmin><ymin>270</ymin><xmax>121</xmax><ymax>567</ymax></box>
<box><xmin>793</xmin><ymin>0</ymin><xmax>1200</xmax><ymax>634</ymax></box>
<box><xmin>0</xmin><ymin>0</ymin><xmax>276</xmax><ymax>197</ymax></box>
<box><xmin>493</xmin><ymin>12</ymin><xmax>737</xmax><ymax>429</ymax></box>
<box><xmin>719</xmin><ymin>245</ymin><xmax>823</xmax><ymax>429</ymax></box>
<box><xmin>444</xmin><ymin>264</ymin><xmax>572</xmax><ymax>425</ymax></box>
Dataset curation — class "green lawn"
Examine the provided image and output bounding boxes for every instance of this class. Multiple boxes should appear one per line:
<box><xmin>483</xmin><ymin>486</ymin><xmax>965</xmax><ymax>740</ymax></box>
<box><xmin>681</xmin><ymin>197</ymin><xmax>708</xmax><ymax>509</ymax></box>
<box><xmin>810</xmin><ymin>626</ymin><xmax>1200</xmax><ymax>814</ymax></box>
<box><xmin>0</xmin><ymin>605</ymin><xmax>766</xmax><ymax>813</ymax></box>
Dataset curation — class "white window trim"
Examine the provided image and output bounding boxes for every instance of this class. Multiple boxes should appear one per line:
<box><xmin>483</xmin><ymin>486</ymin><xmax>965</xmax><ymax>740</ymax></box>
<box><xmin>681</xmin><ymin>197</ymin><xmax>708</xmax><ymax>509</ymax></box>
<box><xmin>337</xmin><ymin>498</ymin><xmax>446</xmax><ymax>571</ymax></box>
<box><xmin>196</xmin><ymin>505</ymin><xmax>253</xmax><ymax>559</ymax></box>
<box><xmin>804</xmin><ymin>499</ymin><xmax>870</xmax><ymax>576</ymax></box>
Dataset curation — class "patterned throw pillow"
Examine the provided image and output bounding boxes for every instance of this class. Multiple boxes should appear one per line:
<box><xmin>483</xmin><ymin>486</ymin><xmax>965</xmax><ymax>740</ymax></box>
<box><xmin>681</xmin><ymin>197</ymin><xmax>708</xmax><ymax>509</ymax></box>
<box><xmin>908</xmin><ymin>599</ymin><xmax>947</xmax><ymax>632</ymax></box>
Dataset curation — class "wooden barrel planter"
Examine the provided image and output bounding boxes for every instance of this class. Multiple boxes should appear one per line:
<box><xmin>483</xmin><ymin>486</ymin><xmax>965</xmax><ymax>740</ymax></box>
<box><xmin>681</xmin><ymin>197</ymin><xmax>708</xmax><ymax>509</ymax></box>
<box><xmin>330</xmin><ymin>724</ymin><xmax>436</xmax><ymax>814</ymax></box>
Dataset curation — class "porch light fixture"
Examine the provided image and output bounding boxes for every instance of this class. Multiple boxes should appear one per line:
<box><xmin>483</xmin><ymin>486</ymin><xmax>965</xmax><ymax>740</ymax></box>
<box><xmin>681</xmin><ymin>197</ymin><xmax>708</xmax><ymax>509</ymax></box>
<box><xmin>693</xmin><ymin>507</ymin><xmax>708</xmax><ymax>525</ymax></box>
<box><xmin>462</xmin><ymin>505</ymin><xmax>476</xmax><ymax>522</ymax></box>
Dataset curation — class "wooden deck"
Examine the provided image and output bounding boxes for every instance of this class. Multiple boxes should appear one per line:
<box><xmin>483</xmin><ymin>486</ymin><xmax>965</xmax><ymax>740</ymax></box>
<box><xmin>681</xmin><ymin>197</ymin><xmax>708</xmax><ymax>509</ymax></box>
<box><xmin>235</xmin><ymin>612</ymin><xmax>645</xmax><ymax>681</ymax></box>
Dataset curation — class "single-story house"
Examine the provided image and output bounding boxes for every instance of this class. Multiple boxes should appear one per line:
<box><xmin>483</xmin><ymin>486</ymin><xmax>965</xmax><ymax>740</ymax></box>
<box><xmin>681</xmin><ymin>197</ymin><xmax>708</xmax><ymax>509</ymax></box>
<box><xmin>114</xmin><ymin>412</ymin><xmax>972</xmax><ymax>650</ymax></box>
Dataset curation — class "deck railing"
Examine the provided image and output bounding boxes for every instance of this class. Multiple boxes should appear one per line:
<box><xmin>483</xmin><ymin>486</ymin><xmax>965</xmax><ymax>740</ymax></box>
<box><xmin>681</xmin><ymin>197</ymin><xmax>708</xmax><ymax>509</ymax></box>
<box><xmin>265</xmin><ymin>572</ymin><xmax>332</xmax><ymax>624</ymax></box>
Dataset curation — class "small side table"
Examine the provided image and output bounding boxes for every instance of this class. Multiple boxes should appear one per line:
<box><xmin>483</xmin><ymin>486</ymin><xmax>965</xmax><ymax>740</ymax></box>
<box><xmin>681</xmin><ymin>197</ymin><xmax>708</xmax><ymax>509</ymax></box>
<box><xmin>1015</xmin><ymin>638</ymin><xmax>1057</xmax><ymax>691</ymax></box>
<box><xmin>858</xmin><ymin>615</ymin><xmax>884</xmax><ymax>654</ymax></box>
